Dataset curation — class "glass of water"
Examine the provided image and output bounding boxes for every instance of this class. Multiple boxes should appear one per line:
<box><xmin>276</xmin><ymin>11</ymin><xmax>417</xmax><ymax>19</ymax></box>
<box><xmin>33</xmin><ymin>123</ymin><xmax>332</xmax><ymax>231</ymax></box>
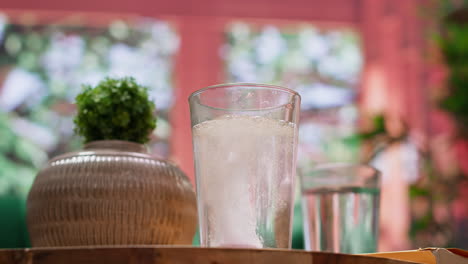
<box><xmin>300</xmin><ymin>163</ymin><xmax>381</xmax><ymax>253</ymax></box>
<box><xmin>189</xmin><ymin>83</ymin><xmax>301</xmax><ymax>248</ymax></box>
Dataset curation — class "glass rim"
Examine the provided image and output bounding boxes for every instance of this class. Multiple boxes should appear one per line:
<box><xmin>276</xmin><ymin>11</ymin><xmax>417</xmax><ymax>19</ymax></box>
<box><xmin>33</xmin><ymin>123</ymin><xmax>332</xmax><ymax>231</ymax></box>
<box><xmin>300</xmin><ymin>163</ymin><xmax>381</xmax><ymax>191</ymax></box>
<box><xmin>188</xmin><ymin>82</ymin><xmax>301</xmax><ymax>112</ymax></box>
<box><xmin>302</xmin><ymin>162</ymin><xmax>381</xmax><ymax>178</ymax></box>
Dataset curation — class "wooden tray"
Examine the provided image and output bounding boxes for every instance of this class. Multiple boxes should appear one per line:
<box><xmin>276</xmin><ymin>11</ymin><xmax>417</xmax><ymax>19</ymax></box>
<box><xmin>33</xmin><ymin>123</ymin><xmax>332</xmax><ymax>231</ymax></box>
<box><xmin>0</xmin><ymin>246</ymin><xmax>420</xmax><ymax>264</ymax></box>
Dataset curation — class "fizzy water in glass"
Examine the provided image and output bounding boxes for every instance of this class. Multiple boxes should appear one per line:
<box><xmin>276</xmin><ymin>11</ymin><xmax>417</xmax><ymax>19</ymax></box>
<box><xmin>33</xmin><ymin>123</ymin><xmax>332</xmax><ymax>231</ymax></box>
<box><xmin>189</xmin><ymin>84</ymin><xmax>301</xmax><ymax>248</ymax></box>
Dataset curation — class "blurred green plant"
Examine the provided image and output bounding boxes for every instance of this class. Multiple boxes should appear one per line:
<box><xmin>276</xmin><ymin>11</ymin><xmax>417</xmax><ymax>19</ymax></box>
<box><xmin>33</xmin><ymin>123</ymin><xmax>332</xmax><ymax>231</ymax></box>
<box><xmin>439</xmin><ymin>12</ymin><xmax>468</xmax><ymax>137</ymax></box>
<box><xmin>74</xmin><ymin>77</ymin><xmax>157</xmax><ymax>144</ymax></box>
<box><xmin>438</xmin><ymin>5</ymin><xmax>468</xmax><ymax>248</ymax></box>
<box><xmin>358</xmin><ymin>116</ymin><xmax>386</xmax><ymax>141</ymax></box>
<box><xmin>398</xmin><ymin>0</ymin><xmax>468</xmax><ymax>248</ymax></box>
<box><xmin>424</xmin><ymin>0</ymin><xmax>468</xmax><ymax>137</ymax></box>
<box><xmin>357</xmin><ymin>114</ymin><xmax>454</xmax><ymax>247</ymax></box>
<box><xmin>0</xmin><ymin>16</ymin><xmax>177</xmax><ymax>195</ymax></box>
<box><xmin>0</xmin><ymin>113</ymin><xmax>37</xmax><ymax>197</ymax></box>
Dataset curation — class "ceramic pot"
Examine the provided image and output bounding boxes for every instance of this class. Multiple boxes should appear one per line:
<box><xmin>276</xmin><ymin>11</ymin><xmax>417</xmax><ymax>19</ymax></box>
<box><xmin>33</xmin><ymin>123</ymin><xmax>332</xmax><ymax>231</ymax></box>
<box><xmin>27</xmin><ymin>140</ymin><xmax>197</xmax><ymax>246</ymax></box>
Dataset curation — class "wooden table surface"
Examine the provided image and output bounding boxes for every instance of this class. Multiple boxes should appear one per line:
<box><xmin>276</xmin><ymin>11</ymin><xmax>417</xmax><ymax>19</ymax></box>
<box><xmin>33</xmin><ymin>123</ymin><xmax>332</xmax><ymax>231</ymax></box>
<box><xmin>0</xmin><ymin>246</ymin><xmax>421</xmax><ymax>264</ymax></box>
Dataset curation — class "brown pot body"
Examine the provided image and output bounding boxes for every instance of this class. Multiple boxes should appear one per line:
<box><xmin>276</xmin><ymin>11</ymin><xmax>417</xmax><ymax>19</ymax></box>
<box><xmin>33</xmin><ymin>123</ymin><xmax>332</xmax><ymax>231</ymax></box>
<box><xmin>27</xmin><ymin>140</ymin><xmax>197</xmax><ymax>246</ymax></box>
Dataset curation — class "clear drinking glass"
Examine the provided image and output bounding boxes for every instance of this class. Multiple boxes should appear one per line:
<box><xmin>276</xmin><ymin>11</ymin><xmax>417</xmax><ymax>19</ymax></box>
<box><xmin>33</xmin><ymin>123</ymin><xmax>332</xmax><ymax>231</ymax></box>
<box><xmin>300</xmin><ymin>163</ymin><xmax>381</xmax><ymax>253</ymax></box>
<box><xmin>189</xmin><ymin>83</ymin><xmax>301</xmax><ymax>248</ymax></box>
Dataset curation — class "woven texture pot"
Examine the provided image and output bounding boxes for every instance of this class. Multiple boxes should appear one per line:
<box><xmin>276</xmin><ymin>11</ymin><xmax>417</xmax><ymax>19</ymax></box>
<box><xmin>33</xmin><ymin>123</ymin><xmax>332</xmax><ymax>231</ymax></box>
<box><xmin>26</xmin><ymin>140</ymin><xmax>197</xmax><ymax>246</ymax></box>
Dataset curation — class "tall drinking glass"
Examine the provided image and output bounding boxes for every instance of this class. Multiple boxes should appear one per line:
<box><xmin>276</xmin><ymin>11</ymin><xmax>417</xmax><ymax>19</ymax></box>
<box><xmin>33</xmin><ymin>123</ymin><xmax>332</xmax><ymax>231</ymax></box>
<box><xmin>300</xmin><ymin>163</ymin><xmax>380</xmax><ymax>253</ymax></box>
<box><xmin>189</xmin><ymin>83</ymin><xmax>301</xmax><ymax>248</ymax></box>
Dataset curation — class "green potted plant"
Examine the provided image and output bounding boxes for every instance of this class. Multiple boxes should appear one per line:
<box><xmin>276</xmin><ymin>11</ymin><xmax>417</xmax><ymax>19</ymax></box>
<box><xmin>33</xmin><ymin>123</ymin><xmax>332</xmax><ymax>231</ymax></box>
<box><xmin>26</xmin><ymin>77</ymin><xmax>197</xmax><ymax>246</ymax></box>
